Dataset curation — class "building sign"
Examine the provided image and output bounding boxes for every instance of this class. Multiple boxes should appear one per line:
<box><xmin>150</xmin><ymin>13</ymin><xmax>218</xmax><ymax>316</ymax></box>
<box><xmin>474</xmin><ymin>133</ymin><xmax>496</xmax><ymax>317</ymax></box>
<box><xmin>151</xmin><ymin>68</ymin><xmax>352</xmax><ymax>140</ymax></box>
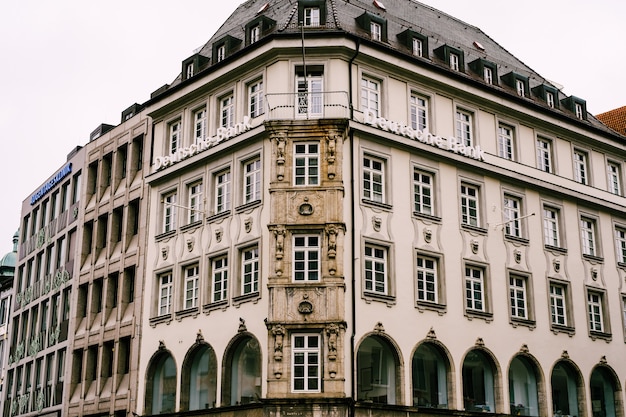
<box><xmin>155</xmin><ymin>116</ymin><xmax>252</xmax><ymax>170</ymax></box>
<box><xmin>30</xmin><ymin>163</ymin><xmax>72</xmax><ymax>205</ymax></box>
<box><xmin>364</xmin><ymin>111</ymin><xmax>485</xmax><ymax>161</ymax></box>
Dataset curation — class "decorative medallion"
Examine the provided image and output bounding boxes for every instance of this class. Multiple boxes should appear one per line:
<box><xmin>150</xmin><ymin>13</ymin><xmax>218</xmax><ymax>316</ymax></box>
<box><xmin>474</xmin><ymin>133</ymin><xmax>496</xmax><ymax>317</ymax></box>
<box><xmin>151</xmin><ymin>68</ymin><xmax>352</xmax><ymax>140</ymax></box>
<box><xmin>514</xmin><ymin>249</ymin><xmax>522</xmax><ymax>264</ymax></box>
<box><xmin>475</xmin><ymin>337</ymin><xmax>485</xmax><ymax>347</ymax></box>
<box><xmin>553</xmin><ymin>259</ymin><xmax>560</xmax><ymax>273</ymax></box>
<box><xmin>372</xmin><ymin>216</ymin><xmax>382</xmax><ymax>232</ymax></box>
<box><xmin>215</xmin><ymin>227</ymin><xmax>223</xmax><ymax>243</ymax></box>
<box><xmin>427</xmin><ymin>327</ymin><xmax>437</xmax><ymax>339</ymax></box>
<box><xmin>471</xmin><ymin>239</ymin><xmax>479</xmax><ymax>254</ymax></box>
<box><xmin>591</xmin><ymin>267</ymin><xmax>598</xmax><ymax>281</ymax></box>
<box><xmin>423</xmin><ymin>228</ymin><xmax>432</xmax><ymax>243</ymax></box>
<box><xmin>374</xmin><ymin>322</ymin><xmax>385</xmax><ymax>333</ymax></box>
<box><xmin>244</xmin><ymin>217</ymin><xmax>252</xmax><ymax>233</ymax></box>
<box><xmin>238</xmin><ymin>317</ymin><xmax>247</xmax><ymax>332</ymax></box>
<box><xmin>299</xmin><ymin>197</ymin><xmax>314</xmax><ymax>216</ymax></box>
<box><xmin>186</xmin><ymin>237</ymin><xmax>195</xmax><ymax>252</ymax></box>
<box><xmin>298</xmin><ymin>300</ymin><xmax>314</xmax><ymax>314</ymax></box>
<box><xmin>161</xmin><ymin>246</ymin><xmax>169</xmax><ymax>260</ymax></box>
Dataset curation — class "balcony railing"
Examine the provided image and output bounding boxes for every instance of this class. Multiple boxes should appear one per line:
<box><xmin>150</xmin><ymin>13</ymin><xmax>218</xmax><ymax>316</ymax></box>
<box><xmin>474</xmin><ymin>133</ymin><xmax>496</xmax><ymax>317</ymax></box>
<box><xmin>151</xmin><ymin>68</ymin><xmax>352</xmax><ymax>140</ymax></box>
<box><xmin>265</xmin><ymin>91</ymin><xmax>349</xmax><ymax>120</ymax></box>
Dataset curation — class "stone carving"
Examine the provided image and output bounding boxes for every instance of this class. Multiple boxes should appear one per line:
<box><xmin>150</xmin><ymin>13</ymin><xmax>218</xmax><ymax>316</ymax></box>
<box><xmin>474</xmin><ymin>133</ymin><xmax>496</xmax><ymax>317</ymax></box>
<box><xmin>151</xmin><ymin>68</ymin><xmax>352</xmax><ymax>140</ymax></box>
<box><xmin>471</xmin><ymin>239</ymin><xmax>479</xmax><ymax>254</ymax></box>
<box><xmin>514</xmin><ymin>249</ymin><xmax>521</xmax><ymax>264</ymax></box>
<box><xmin>158</xmin><ymin>340</ymin><xmax>166</xmax><ymax>350</ymax></box>
<box><xmin>161</xmin><ymin>246</ymin><xmax>169</xmax><ymax>260</ymax></box>
<box><xmin>298</xmin><ymin>300</ymin><xmax>314</xmax><ymax>315</ymax></box>
<box><xmin>275</xmin><ymin>132</ymin><xmax>286</xmax><ymax>181</ymax></box>
<box><xmin>553</xmin><ymin>258</ymin><xmax>560</xmax><ymax>273</ymax></box>
<box><xmin>519</xmin><ymin>344</ymin><xmax>529</xmax><ymax>353</ymax></box>
<box><xmin>299</xmin><ymin>197</ymin><xmax>314</xmax><ymax>215</ymax></box>
<box><xmin>186</xmin><ymin>237</ymin><xmax>195</xmax><ymax>252</ymax></box>
<box><xmin>424</xmin><ymin>228</ymin><xmax>432</xmax><ymax>243</ymax></box>
<box><xmin>475</xmin><ymin>337</ymin><xmax>485</xmax><ymax>347</ymax></box>
<box><xmin>561</xmin><ymin>350</ymin><xmax>569</xmax><ymax>359</ymax></box>
<box><xmin>273</xmin><ymin>226</ymin><xmax>286</xmax><ymax>276</ymax></box>
<box><xmin>374</xmin><ymin>322</ymin><xmax>385</xmax><ymax>333</ymax></box>
<box><xmin>326</xmin><ymin>225</ymin><xmax>338</xmax><ymax>275</ymax></box>
<box><xmin>215</xmin><ymin>227</ymin><xmax>223</xmax><ymax>243</ymax></box>
<box><xmin>196</xmin><ymin>330</ymin><xmax>204</xmax><ymax>343</ymax></box>
<box><xmin>238</xmin><ymin>317</ymin><xmax>247</xmax><ymax>333</ymax></box>
<box><xmin>372</xmin><ymin>216</ymin><xmax>382</xmax><ymax>232</ymax></box>
<box><xmin>245</xmin><ymin>217</ymin><xmax>252</xmax><ymax>233</ymax></box>
<box><xmin>326</xmin><ymin>131</ymin><xmax>338</xmax><ymax>179</ymax></box>
<box><xmin>591</xmin><ymin>267</ymin><xmax>598</xmax><ymax>281</ymax></box>
<box><xmin>427</xmin><ymin>327</ymin><xmax>437</xmax><ymax>339</ymax></box>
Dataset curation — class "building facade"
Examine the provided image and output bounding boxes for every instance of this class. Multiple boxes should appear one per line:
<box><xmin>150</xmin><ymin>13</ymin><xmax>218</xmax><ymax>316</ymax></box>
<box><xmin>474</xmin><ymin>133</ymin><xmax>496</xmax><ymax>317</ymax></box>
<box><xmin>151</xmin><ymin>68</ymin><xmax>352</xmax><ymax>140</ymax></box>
<box><xmin>0</xmin><ymin>232</ymin><xmax>18</xmax><ymax>414</ymax></box>
<box><xmin>136</xmin><ymin>1</ymin><xmax>626</xmax><ymax>417</ymax></box>
<box><xmin>4</xmin><ymin>1</ymin><xmax>626</xmax><ymax>417</ymax></box>
<box><xmin>5</xmin><ymin>146</ymin><xmax>85</xmax><ymax>416</ymax></box>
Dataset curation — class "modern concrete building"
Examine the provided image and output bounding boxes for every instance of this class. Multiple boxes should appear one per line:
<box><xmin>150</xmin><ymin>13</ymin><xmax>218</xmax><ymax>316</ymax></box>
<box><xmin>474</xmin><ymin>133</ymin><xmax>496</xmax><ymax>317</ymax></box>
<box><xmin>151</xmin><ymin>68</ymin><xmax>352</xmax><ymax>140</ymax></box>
<box><xmin>5</xmin><ymin>146</ymin><xmax>85</xmax><ymax>417</ymax></box>
<box><xmin>5</xmin><ymin>1</ymin><xmax>626</xmax><ymax>417</ymax></box>
<box><xmin>136</xmin><ymin>1</ymin><xmax>626</xmax><ymax>417</ymax></box>
<box><xmin>64</xmin><ymin>106</ymin><xmax>150</xmax><ymax>417</ymax></box>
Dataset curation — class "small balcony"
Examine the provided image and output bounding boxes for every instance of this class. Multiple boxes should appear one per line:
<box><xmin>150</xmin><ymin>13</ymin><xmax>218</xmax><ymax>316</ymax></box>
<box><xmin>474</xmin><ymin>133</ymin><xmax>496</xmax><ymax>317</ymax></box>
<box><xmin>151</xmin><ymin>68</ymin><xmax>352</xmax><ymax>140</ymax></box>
<box><xmin>265</xmin><ymin>91</ymin><xmax>349</xmax><ymax>120</ymax></box>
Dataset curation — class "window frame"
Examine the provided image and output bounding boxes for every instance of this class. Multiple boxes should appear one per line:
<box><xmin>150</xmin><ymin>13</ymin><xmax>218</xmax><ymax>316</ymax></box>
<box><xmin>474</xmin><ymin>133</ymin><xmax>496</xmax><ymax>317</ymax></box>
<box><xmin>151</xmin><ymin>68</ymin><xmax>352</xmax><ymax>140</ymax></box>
<box><xmin>497</xmin><ymin>123</ymin><xmax>515</xmax><ymax>160</ymax></box>
<box><xmin>362</xmin><ymin>154</ymin><xmax>387</xmax><ymax>205</ymax></box>
<box><xmin>161</xmin><ymin>190</ymin><xmax>178</xmax><ymax>234</ymax></box>
<box><xmin>455</xmin><ymin>108</ymin><xmax>473</xmax><ymax>147</ymax></box>
<box><xmin>503</xmin><ymin>193</ymin><xmax>525</xmax><ymax>239</ymax></box>
<box><xmin>294</xmin><ymin>141</ymin><xmax>320</xmax><ymax>186</ymax></box>
<box><xmin>168</xmin><ymin>119</ymin><xmax>181</xmax><ymax>155</ymax></box>
<box><xmin>413</xmin><ymin>167</ymin><xmax>436</xmax><ymax>218</ymax></box>
<box><xmin>463</xmin><ymin>263</ymin><xmax>491</xmax><ymax>320</ymax></box>
<box><xmin>484</xmin><ymin>66</ymin><xmax>493</xmax><ymax>85</ymax></box>
<box><xmin>615</xmin><ymin>225</ymin><xmax>626</xmax><ymax>265</ymax></box>
<box><xmin>542</xmin><ymin>204</ymin><xmax>565</xmax><ymax>250</ymax></box>
<box><xmin>186</xmin><ymin>180</ymin><xmax>203</xmax><ymax>225</ymax></box>
<box><xmin>414</xmin><ymin>251</ymin><xmax>446</xmax><ymax>311</ymax></box>
<box><xmin>412</xmin><ymin>37</ymin><xmax>423</xmax><ymax>57</ymax></box>
<box><xmin>248</xmin><ymin>78</ymin><xmax>264</xmax><ymax>118</ymax></box>
<box><xmin>536</xmin><ymin>137</ymin><xmax>553</xmax><ymax>173</ymax></box>
<box><xmin>573</xmin><ymin>149</ymin><xmax>590</xmax><ymax>185</ymax></box>
<box><xmin>607</xmin><ymin>160</ymin><xmax>622</xmax><ymax>195</ymax></box>
<box><xmin>508</xmin><ymin>272</ymin><xmax>535</xmax><ymax>327</ymax></box>
<box><xmin>586</xmin><ymin>288</ymin><xmax>611</xmax><ymax>340</ymax></box>
<box><xmin>460</xmin><ymin>182</ymin><xmax>481</xmax><ymax>229</ymax></box>
<box><xmin>242</xmin><ymin>156</ymin><xmax>262</xmax><ymax>206</ymax></box>
<box><xmin>304</xmin><ymin>7</ymin><xmax>321</xmax><ymax>26</ymax></box>
<box><xmin>449</xmin><ymin>52</ymin><xmax>460</xmax><ymax>71</ymax></box>
<box><xmin>621</xmin><ymin>295</ymin><xmax>626</xmax><ymax>342</ymax></box>
<box><xmin>409</xmin><ymin>92</ymin><xmax>429</xmax><ymax>132</ymax></box>
<box><xmin>361</xmin><ymin>75</ymin><xmax>381</xmax><ymax>118</ymax></box>
<box><xmin>194</xmin><ymin>107</ymin><xmax>207</xmax><ymax>144</ymax></box>
<box><xmin>370</xmin><ymin>21</ymin><xmax>382</xmax><ymax>41</ymax></box>
<box><xmin>239</xmin><ymin>245</ymin><xmax>260</xmax><ymax>298</ymax></box>
<box><xmin>213</xmin><ymin>167</ymin><xmax>232</xmax><ymax>216</ymax></box>
<box><xmin>291</xmin><ymin>333</ymin><xmax>321</xmax><ymax>393</ymax></box>
<box><xmin>362</xmin><ymin>239</ymin><xmax>395</xmax><ymax>305</ymax></box>
<box><xmin>293</xmin><ymin>234</ymin><xmax>321</xmax><ymax>282</ymax></box>
<box><xmin>220</xmin><ymin>92</ymin><xmax>235</xmax><ymax>129</ymax></box>
<box><xmin>158</xmin><ymin>271</ymin><xmax>173</xmax><ymax>317</ymax></box>
<box><xmin>183</xmin><ymin>263</ymin><xmax>200</xmax><ymax>311</ymax></box>
<box><xmin>209</xmin><ymin>253</ymin><xmax>229</xmax><ymax>305</ymax></box>
<box><xmin>580</xmin><ymin>215</ymin><xmax>601</xmax><ymax>258</ymax></box>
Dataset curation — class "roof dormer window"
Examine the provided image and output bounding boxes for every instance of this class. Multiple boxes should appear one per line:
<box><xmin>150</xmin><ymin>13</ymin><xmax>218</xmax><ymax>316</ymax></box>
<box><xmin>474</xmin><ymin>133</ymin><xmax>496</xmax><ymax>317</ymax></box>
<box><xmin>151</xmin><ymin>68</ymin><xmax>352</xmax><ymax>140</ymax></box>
<box><xmin>575</xmin><ymin>103</ymin><xmax>584</xmax><ymax>119</ymax></box>
<box><xmin>516</xmin><ymin>79</ymin><xmax>525</xmax><ymax>97</ymax></box>
<box><xmin>298</xmin><ymin>1</ymin><xmax>327</xmax><ymax>26</ymax></box>
<box><xmin>250</xmin><ymin>25</ymin><xmax>260</xmax><ymax>43</ymax></box>
<box><xmin>469</xmin><ymin>58</ymin><xmax>497</xmax><ymax>86</ymax></box>
<box><xmin>212</xmin><ymin>35</ymin><xmax>242</xmax><ymax>64</ymax></box>
<box><xmin>484</xmin><ymin>67</ymin><xmax>493</xmax><ymax>85</ymax></box>
<box><xmin>531</xmin><ymin>84</ymin><xmax>559</xmax><ymax>109</ymax></box>
<box><xmin>356</xmin><ymin>12</ymin><xmax>388</xmax><ymax>42</ymax></box>
<box><xmin>185</xmin><ymin>63</ymin><xmax>194</xmax><ymax>79</ymax></box>
<box><xmin>501</xmin><ymin>71</ymin><xmax>529</xmax><ymax>97</ymax></box>
<box><xmin>398</xmin><ymin>29</ymin><xmax>429</xmax><ymax>59</ymax></box>
<box><xmin>546</xmin><ymin>91</ymin><xmax>555</xmax><ymax>108</ymax></box>
<box><xmin>560</xmin><ymin>96</ymin><xmax>587</xmax><ymax>120</ymax></box>
<box><xmin>217</xmin><ymin>45</ymin><xmax>225</xmax><ymax>62</ymax></box>
<box><xmin>434</xmin><ymin>45</ymin><xmax>464</xmax><ymax>73</ymax></box>
<box><xmin>181</xmin><ymin>53</ymin><xmax>209</xmax><ymax>81</ymax></box>
<box><xmin>412</xmin><ymin>38</ymin><xmax>423</xmax><ymax>57</ymax></box>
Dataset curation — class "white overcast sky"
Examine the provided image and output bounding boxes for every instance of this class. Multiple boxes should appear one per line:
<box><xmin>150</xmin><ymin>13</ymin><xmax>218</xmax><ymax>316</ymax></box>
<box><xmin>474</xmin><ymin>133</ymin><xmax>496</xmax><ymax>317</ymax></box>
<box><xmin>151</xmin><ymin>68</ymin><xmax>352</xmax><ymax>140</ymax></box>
<box><xmin>1</xmin><ymin>0</ymin><xmax>624</xmax><ymax>254</ymax></box>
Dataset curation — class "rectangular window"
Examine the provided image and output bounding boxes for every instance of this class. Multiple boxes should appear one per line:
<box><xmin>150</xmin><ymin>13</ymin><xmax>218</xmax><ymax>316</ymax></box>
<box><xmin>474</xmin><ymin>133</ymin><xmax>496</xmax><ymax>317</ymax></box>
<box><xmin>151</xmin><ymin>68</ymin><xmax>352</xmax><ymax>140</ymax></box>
<box><xmin>194</xmin><ymin>108</ymin><xmax>207</xmax><ymax>144</ymax></box>
<box><xmin>412</xmin><ymin>37</ymin><xmax>423</xmax><ymax>57</ymax></box>
<box><xmin>550</xmin><ymin>283</ymin><xmax>568</xmax><ymax>327</ymax></box>
<box><xmin>158</xmin><ymin>272</ymin><xmax>173</xmax><ymax>316</ymax></box>
<box><xmin>293</xmin><ymin>235</ymin><xmax>320</xmax><ymax>281</ymax></box>
<box><xmin>370</xmin><ymin>21</ymin><xmax>381</xmax><ymax>41</ymax></box>
<box><xmin>215</xmin><ymin>169</ymin><xmax>231</xmax><ymax>214</ymax></box>
<box><xmin>304</xmin><ymin>7</ymin><xmax>320</xmax><ymax>26</ymax></box>
<box><xmin>509</xmin><ymin>275</ymin><xmax>527</xmax><ymax>319</ymax></box>
<box><xmin>607</xmin><ymin>161</ymin><xmax>622</xmax><ymax>195</ymax></box>
<box><xmin>0</xmin><ymin>295</ymin><xmax>10</xmax><ymax>326</ymax></box>
<box><xmin>361</xmin><ymin>76</ymin><xmax>380</xmax><ymax>118</ymax></box>
<box><xmin>294</xmin><ymin>142</ymin><xmax>319</xmax><ymax>186</ymax></box>
<box><xmin>416</xmin><ymin>255</ymin><xmax>438</xmax><ymax>303</ymax></box>
<box><xmin>413</xmin><ymin>169</ymin><xmax>433</xmax><ymax>216</ymax></box>
<box><xmin>188</xmin><ymin>181</ymin><xmax>202</xmax><ymax>224</ymax></box>
<box><xmin>186</xmin><ymin>63</ymin><xmax>194</xmax><ymax>79</ymax></box>
<box><xmin>622</xmin><ymin>296</ymin><xmax>626</xmax><ymax>335</ymax></box>
<box><xmin>483</xmin><ymin>66</ymin><xmax>493</xmax><ymax>85</ymax></box>
<box><xmin>449</xmin><ymin>52</ymin><xmax>459</xmax><ymax>71</ymax></box>
<box><xmin>220</xmin><ymin>94</ymin><xmax>234</xmax><ymax>128</ymax></box>
<box><xmin>587</xmin><ymin>291</ymin><xmax>604</xmax><ymax>332</ymax></box>
<box><xmin>497</xmin><ymin>124</ymin><xmax>514</xmax><ymax>160</ymax></box>
<box><xmin>169</xmin><ymin>121</ymin><xmax>181</xmax><ymax>154</ymax></box>
<box><xmin>217</xmin><ymin>45</ymin><xmax>225</xmax><ymax>62</ymax></box>
<box><xmin>575</xmin><ymin>103</ymin><xmax>584</xmax><ymax>119</ymax></box>
<box><xmin>546</xmin><ymin>91</ymin><xmax>555</xmax><ymax>108</ymax></box>
<box><xmin>241</xmin><ymin>247</ymin><xmax>259</xmax><ymax>295</ymax></box>
<box><xmin>363</xmin><ymin>156</ymin><xmax>385</xmax><ymax>203</ymax></box>
<box><xmin>248</xmin><ymin>79</ymin><xmax>264</xmax><ymax>118</ymax></box>
<box><xmin>615</xmin><ymin>227</ymin><xmax>626</xmax><ymax>264</ymax></box>
<box><xmin>162</xmin><ymin>191</ymin><xmax>177</xmax><ymax>233</ymax></box>
<box><xmin>460</xmin><ymin>183</ymin><xmax>480</xmax><ymax>227</ymax></box>
<box><xmin>543</xmin><ymin>206</ymin><xmax>561</xmax><ymax>248</ymax></box>
<box><xmin>516</xmin><ymin>79</ymin><xmax>525</xmax><ymax>96</ymax></box>
<box><xmin>410</xmin><ymin>93</ymin><xmax>428</xmax><ymax>132</ymax></box>
<box><xmin>465</xmin><ymin>266</ymin><xmax>484</xmax><ymax>312</ymax></box>
<box><xmin>536</xmin><ymin>138</ymin><xmax>552</xmax><ymax>173</ymax></box>
<box><xmin>503</xmin><ymin>195</ymin><xmax>522</xmax><ymax>238</ymax></box>
<box><xmin>574</xmin><ymin>150</ymin><xmax>589</xmax><ymax>185</ymax></box>
<box><xmin>364</xmin><ymin>244</ymin><xmax>387</xmax><ymax>294</ymax></box>
<box><xmin>297</xmin><ymin>73</ymin><xmax>323</xmax><ymax>117</ymax></box>
<box><xmin>250</xmin><ymin>25</ymin><xmax>260</xmax><ymax>43</ymax></box>
<box><xmin>292</xmin><ymin>334</ymin><xmax>320</xmax><ymax>392</ymax></box>
<box><xmin>184</xmin><ymin>265</ymin><xmax>199</xmax><ymax>309</ymax></box>
<box><xmin>580</xmin><ymin>217</ymin><xmax>598</xmax><ymax>257</ymax></box>
<box><xmin>455</xmin><ymin>109</ymin><xmax>473</xmax><ymax>146</ymax></box>
<box><xmin>244</xmin><ymin>158</ymin><xmax>262</xmax><ymax>204</ymax></box>
<box><xmin>211</xmin><ymin>255</ymin><xmax>229</xmax><ymax>303</ymax></box>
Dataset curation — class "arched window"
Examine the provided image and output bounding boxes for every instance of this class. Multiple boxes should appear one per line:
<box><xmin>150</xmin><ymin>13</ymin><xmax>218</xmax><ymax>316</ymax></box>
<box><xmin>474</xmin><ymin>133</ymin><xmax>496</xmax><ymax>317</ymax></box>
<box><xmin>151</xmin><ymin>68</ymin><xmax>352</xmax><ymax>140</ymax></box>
<box><xmin>590</xmin><ymin>366</ymin><xmax>622</xmax><ymax>417</ymax></box>
<box><xmin>412</xmin><ymin>342</ymin><xmax>449</xmax><ymax>408</ymax></box>
<box><xmin>145</xmin><ymin>352</ymin><xmax>177</xmax><ymax>414</ymax></box>
<box><xmin>357</xmin><ymin>335</ymin><xmax>400</xmax><ymax>404</ymax></box>
<box><xmin>181</xmin><ymin>343</ymin><xmax>217</xmax><ymax>410</ymax></box>
<box><xmin>221</xmin><ymin>335</ymin><xmax>262</xmax><ymax>406</ymax></box>
<box><xmin>551</xmin><ymin>361</ymin><xmax>581</xmax><ymax>417</ymax></box>
<box><xmin>509</xmin><ymin>356</ymin><xmax>539</xmax><ymax>416</ymax></box>
<box><xmin>462</xmin><ymin>349</ymin><xmax>496</xmax><ymax>412</ymax></box>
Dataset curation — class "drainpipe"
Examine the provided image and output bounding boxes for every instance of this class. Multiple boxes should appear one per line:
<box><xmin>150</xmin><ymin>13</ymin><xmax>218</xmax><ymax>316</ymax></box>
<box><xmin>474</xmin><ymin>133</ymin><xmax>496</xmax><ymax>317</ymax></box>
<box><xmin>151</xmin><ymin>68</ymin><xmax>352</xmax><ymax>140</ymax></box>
<box><xmin>347</xmin><ymin>37</ymin><xmax>360</xmax><ymax>417</ymax></box>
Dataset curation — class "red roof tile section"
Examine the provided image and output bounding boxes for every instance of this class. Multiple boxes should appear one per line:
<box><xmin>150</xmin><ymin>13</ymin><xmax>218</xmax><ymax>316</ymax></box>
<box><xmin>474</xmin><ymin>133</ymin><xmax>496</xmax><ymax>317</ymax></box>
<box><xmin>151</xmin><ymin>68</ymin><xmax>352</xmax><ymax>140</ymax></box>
<box><xmin>596</xmin><ymin>106</ymin><xmax>626</xmax><ymax>135</ymax></box>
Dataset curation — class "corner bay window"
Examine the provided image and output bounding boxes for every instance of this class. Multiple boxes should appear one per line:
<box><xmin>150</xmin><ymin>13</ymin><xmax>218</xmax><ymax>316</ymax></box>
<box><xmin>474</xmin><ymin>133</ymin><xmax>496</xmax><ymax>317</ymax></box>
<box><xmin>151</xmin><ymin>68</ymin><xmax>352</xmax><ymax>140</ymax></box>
<box><xmin>293</xmin><ymin>235</ymin><xmax>320</xmax><ymax>281</ymax></box>
<box><xmin>294</xmin><ymin>142</ymin><xmax>319</xmax><ymax>186</ymax></box>
<box><xmin>292</xmin><ymin>334</ymin><xmax>320</xmax><ymax>392</ymax></box>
